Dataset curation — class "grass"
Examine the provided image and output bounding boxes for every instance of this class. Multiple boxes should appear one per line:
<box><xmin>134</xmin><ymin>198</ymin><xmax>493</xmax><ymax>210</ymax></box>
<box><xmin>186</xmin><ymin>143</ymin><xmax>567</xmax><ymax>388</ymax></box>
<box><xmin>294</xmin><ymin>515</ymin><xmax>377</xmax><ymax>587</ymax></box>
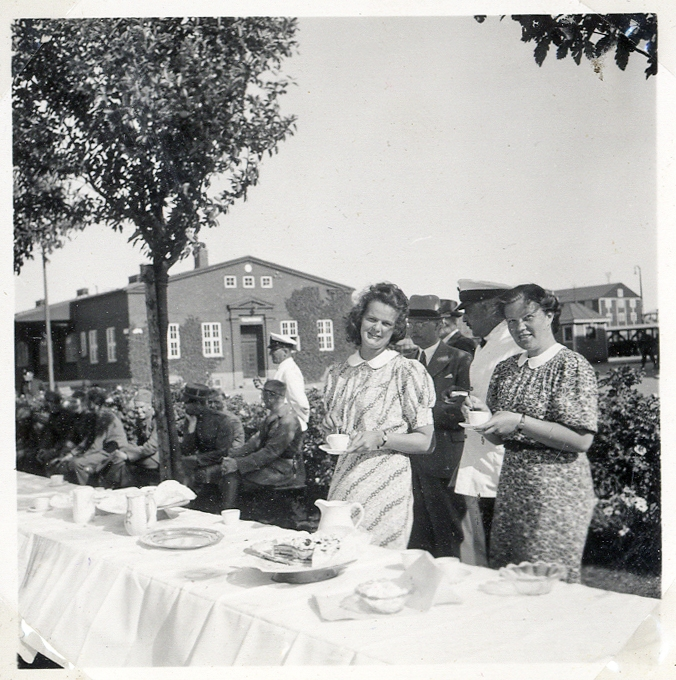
<box><xmin>581</xmin><ymin>565</ymin><xmax>660</xmax><ymax>598</ymax></box>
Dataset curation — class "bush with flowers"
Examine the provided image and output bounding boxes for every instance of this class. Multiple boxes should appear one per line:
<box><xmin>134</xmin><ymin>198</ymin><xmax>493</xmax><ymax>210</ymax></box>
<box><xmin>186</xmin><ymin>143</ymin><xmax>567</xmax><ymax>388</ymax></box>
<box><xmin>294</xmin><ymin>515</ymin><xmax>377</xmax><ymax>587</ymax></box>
<box><xmin>586</xmin><ymin>366</ymin><xmax>660</xmax><ymax>574</ymax></box>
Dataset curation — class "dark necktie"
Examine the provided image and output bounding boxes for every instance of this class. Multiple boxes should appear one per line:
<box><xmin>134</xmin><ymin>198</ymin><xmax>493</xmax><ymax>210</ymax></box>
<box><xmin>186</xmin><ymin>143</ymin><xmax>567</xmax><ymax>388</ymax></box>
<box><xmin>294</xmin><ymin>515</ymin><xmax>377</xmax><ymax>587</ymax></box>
<box><xmin>479</xmin><ymin>338</ymin><xmax>487</xmax><ymax>348</ymax></box>
<box><xmin>419</xmin><ymin>351</ymin><xmax>427</xmax><ymax>367</ymax></box>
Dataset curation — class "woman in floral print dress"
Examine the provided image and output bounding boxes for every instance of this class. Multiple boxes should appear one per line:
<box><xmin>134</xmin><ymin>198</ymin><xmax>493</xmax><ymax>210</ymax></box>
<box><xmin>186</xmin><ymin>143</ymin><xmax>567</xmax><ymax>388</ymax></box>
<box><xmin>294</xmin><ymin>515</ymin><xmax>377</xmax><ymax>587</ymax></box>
<box><xmin>323</xmin><ymin>283</ymin><xmax>435</xmax><ymax>549</ymax></box>
<box><xmin>465</xmin><ymin>284</ymin><xmax>598</xmax><ymax>583</ymax></box>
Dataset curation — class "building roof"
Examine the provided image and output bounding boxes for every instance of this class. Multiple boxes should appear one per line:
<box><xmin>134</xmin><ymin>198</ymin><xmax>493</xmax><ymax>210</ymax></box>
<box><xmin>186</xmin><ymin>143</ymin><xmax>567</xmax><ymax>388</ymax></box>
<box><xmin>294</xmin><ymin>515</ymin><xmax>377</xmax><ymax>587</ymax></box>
<box><xmin>126</xmin><ymin>255</ymin><xmax>354</xmax><ymax>293</ymax></box>
<box><xmin>554</xmin><ymin>283</ymin><xmax>639</xmax><ymax>302</ymax></box>
<box><xmin>15</xmin><ymin>300</ymin><xmax>72</xmax><ymax>323</ymax></box>
<box><xmin>559</xmin><ymin>301</ymin><xmax>608</xmax><ymax>324</ymax></box>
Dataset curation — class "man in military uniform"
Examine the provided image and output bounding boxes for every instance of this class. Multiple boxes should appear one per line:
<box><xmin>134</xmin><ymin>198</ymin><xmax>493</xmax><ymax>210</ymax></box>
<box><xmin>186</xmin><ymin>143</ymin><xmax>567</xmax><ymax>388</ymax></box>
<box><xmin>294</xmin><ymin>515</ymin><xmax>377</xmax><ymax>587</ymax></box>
<box><xmin>438</xmin><ymin>299</ymin><xmax>477</xmax><ymax>355</ymax></box>
<box><xmin>180</xmin><ymin>383</ymin><xmax>245</xmax><ymax>499</ymax></box>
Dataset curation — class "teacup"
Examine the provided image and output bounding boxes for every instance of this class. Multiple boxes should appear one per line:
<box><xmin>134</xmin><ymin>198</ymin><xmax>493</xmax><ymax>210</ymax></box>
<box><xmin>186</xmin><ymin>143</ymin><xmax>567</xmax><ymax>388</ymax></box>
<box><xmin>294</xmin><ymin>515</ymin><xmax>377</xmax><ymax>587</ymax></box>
<box><xmin>467</xmin><ymin>410</ymin><xmax>490</xmax><ymax>427</ymax></box>
<box><xmin>49</xmin><ymin>474</ymin><xmax>65</xmax><ymax>486</ymax></box>
<box><xmin>31</xmin><ymin>497</ymin><xmax>50</xmax><ymax>511</ymax></box>
<box><xmin>326</xmin><ymin>433</ymin><xmax>350</xmax><ymax>451</ymax></box>
<box><xmin>221</xmin><ymin>509</ymin><xmax>241</xmax><ymax>526</ymax></box>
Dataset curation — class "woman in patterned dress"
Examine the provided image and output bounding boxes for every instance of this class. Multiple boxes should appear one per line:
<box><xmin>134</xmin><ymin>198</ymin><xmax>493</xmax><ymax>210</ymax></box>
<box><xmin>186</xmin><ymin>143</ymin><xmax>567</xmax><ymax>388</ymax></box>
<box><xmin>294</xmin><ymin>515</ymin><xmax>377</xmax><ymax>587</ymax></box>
<box><xmin>464</xmin><ymin>284</ymin><xmax>598</xmax><ymax>583</ymax></box>
<box><xmin>322</xmin><ymin>283</ymin><xmax>436</xmax><ymax>549</ymax></box>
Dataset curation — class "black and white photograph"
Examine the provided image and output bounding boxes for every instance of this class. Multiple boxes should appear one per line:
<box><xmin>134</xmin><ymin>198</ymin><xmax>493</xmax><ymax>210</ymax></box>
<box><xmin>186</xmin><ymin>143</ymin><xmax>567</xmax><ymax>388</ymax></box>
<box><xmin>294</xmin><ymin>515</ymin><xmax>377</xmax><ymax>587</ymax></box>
<box><xmin>4</xmin><ymin>1</ymin><xmax>673</xmax><ymax>679</ymax></box>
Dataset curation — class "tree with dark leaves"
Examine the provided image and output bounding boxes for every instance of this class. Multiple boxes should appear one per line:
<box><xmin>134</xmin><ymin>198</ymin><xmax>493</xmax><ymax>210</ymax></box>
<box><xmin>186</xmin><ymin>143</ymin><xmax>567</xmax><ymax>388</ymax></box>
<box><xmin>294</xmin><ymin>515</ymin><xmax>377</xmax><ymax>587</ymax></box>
<box><xmin>475</xmin><ymin>14</ymin><xmax>657</xmax><ymax>78</ymax></box>
<box><xmin>13</xmin><ymin>17</ymin><xmax>298</xmax><ymax>480</ymax></box>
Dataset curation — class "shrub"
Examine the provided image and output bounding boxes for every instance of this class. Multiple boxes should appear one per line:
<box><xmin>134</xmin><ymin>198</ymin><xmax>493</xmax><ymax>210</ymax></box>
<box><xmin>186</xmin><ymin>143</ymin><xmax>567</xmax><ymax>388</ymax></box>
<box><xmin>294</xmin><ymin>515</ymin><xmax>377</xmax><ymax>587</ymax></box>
<box><xmin>587</xmin><ymin>366</ymin><xmax>660</xmax><ymax>573</ymax></box>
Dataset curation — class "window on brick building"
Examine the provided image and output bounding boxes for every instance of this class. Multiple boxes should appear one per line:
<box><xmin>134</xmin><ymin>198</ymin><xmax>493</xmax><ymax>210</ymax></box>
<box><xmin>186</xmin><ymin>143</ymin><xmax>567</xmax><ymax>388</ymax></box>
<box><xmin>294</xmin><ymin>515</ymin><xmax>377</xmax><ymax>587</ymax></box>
<box><xmin>224</xmin><ymin>275</ymin><xmax>237</xmax><ymax>288</ymax></box>
<box><xmin>243</xmin><ymin>276</ymin><xmax>255</xmax><ymax>288</ymax></box>
<box><xmin>168</xmin><ymin>323</ymin><xmax>181</xmax><ymax>359</ymax></box>
<box><xmin>202</xmin><ymin>323</ymin><xmax>223</xmax><ymax>357</ymax></box>
<box><xmin>106</xmin><ymin>327</ymin><xmax>117</xmax><ymax>362</ymax></box>
<box><xmin>261</xmin><ymin>276</ymin><xmax>273</xmax><ymax>288</ymax></box>
<box><xmin>280</xmin><ymin>320</ymin><xmax>300</xmax><ymax>350</ymax></box>
<box><xmin>65</xmin><ymin>334</ymin><xmax>78</xmax><ymax>363</ymax></box>
<box><xmin>88</xmin><ymin>330</ymin><xmax>99</xmax><ymax>364</ymax></box>
<box><xmin>317</xmin><ymin>319</ymin><xmax>334</xmax><ymax>351</ymax></box>
<box><xmin>80</xmin><ymin>331</ymin><xmax>87</xmax><ymax>358</ymax></box>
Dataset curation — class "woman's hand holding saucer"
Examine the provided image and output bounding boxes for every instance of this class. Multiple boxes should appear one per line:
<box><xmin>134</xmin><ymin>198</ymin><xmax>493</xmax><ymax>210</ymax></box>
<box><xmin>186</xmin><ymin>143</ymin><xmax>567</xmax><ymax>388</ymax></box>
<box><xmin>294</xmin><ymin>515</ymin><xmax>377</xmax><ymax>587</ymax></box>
<box><xmin>347</xmin><ymin>431</ymin><xmax>385</xmax><ymax>452</ymax></box>
<box><xmin>478</xmin><ymin>411</ymin><xmax>522</xmax><ymax>437</ymax></box>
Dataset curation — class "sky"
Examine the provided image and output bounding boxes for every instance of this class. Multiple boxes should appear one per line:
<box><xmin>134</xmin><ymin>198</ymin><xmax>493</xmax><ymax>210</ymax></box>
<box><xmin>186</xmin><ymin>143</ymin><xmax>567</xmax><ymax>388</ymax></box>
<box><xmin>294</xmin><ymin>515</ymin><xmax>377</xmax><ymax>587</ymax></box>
<box><xmin>13</xmin><ymin>14</ymin><xmax>657</xmax><ymax>313</ymax></box>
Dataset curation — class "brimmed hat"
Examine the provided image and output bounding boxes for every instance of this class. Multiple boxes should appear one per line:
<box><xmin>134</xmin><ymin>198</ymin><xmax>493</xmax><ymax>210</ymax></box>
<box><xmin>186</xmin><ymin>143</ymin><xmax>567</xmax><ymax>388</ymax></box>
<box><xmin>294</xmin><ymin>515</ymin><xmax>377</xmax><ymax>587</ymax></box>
<box><xmin>268</xmin><ymin>332</ymin><xmax>297</xmax><ymax>349</ymax></box>
<box><xmin>182</xmin><ymin>383</ymin><xmax>211</xmax><ymax>402</ymax></box>
<box><xmin>456</xmin><ymin>279</ymin><xmax>512</xmax><ymax>311</ymax></box>
<box><xmin>262</xmin><ymin>379</ymin><xmax>287</xmax><ymax>396</ymax></box>
<box><xmin>408</xmin><ymin>295</ymin><xmax>442</xmax><ymax>319</ymax></box>
<box><xmin>439</xmin><ymin>299</ymin><xmax>463</xmax><ymax>318</ymax></box>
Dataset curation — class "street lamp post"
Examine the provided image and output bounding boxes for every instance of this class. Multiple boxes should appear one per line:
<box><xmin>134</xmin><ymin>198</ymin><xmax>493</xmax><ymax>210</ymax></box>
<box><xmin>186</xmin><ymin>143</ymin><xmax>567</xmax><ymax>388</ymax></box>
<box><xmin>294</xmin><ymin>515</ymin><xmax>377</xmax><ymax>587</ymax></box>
<box><xmin>634</xmin><ymin>265</ymin><xmax>643</xmax><ymax>323</ymax></box>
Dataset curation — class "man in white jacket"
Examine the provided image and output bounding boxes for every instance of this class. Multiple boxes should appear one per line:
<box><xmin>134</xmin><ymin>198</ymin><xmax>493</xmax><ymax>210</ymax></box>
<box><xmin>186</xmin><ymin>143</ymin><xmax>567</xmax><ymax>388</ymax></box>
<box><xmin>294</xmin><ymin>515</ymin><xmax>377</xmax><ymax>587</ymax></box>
<box><xmin>255</xmin><ymin>333</ymin><xmax>310</xmax><ymax>432</ymax></box>
<box><xmin>453</xmin><ymin>279</ymin><xmax>521</xmax><ymax>567</ymax></box>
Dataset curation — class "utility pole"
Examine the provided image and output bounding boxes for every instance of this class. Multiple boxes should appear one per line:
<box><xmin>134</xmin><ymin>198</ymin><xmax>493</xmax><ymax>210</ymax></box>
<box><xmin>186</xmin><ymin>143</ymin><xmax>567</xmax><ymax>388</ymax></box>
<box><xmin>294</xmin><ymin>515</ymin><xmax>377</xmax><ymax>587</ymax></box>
<box><xmin>634</xmin><ymin>265</ymin><xmax>643</xmax><ymax>323</ymax></box>
<box><xmin>42</xmin><ymin>249</ymin><xmax>55</xmax><ymax>391</ymax></box>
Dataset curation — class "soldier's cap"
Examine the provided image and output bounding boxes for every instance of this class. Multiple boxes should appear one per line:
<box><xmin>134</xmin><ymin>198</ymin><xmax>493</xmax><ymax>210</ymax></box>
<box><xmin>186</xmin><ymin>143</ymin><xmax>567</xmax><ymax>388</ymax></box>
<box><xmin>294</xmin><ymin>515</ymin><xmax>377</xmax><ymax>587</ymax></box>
<box><xmin>439</xmin><ymin>299</ymin><xmax>463</xmax><ymax>318</ymax></box>
<box><xmin>262</xmin><ymin>379</ymin><xmax>287</xmax><ymax>396</ymax></box>
<box><xmin>268</xmin><ymin>332</ymin><xmax>297</xmax><ymax>349</ymax></box>
<box><xmin>408</xmin><ymin>295</ymin><xmax>442</xmax><ymax>319</ymax></box>
<box><xmin>182</xmin><ymin>383</ymin><xmax>211</xmax><ymax>402</ymax></box>
<box><xmin>455</xmin><ymin>279</ymin><xmax>512</xmax><ymax>311</ymax></box>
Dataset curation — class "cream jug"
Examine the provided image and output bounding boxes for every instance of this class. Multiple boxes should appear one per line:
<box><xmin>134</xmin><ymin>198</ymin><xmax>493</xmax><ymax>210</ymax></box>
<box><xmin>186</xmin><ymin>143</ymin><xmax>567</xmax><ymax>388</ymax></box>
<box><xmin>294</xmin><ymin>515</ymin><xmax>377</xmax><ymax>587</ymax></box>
<box><xmin>315</xmin><ymin>499</ymin><xmax>365</xmax><ymax>533</ymax></box>
<box><xmin>124</xmin><ymin>490</ymin><xmax>157</xmax><ymax>536</ymax></box>
<box><xmin>71</xmin><ymin>486</ymin><xmax>96</xmax><ymax>525</ymax></box>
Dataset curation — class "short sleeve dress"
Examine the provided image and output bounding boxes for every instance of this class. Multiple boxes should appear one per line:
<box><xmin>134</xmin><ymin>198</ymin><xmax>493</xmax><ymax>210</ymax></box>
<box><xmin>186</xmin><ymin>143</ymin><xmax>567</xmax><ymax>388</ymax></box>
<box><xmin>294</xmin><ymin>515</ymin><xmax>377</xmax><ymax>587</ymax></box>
<box><xmin>324</xmin><ymin>349</ymin><xmax>435</xmax><ymax>549</ymax></box>
<box><xmin>486</xmin><ymin>345</ymin><xmax>598</xmax><ymax>583</ymax></box>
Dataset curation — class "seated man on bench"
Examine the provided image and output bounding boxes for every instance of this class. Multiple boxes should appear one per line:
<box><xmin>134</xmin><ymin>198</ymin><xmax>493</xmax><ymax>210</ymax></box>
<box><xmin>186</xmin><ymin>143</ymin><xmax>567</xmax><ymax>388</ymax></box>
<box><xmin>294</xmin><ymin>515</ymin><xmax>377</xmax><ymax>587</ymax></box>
<box><xmin>220</xmin><ymin>380</ymin><xmax>306</xmax><ymax>517</ymax></box>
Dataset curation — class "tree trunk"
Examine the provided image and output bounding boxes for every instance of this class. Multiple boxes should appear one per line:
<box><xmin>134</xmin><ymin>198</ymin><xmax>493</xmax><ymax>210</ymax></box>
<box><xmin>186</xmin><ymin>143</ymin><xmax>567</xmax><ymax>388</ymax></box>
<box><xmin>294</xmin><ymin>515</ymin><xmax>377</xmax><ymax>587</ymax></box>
<box><xmin>141</xmin><ymin>261</ymin><xmax>181</xmax><ymax>482</ymax></box>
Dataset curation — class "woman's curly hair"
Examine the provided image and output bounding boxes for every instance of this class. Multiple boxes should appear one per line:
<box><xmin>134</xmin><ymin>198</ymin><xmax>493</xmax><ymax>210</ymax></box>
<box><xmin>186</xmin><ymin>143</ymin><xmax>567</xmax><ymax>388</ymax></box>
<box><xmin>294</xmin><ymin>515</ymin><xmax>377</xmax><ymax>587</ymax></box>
<box><xmin>345</xmin><ymin>282</ymin><xmax>409</xmax><ymax>346</ymax></box>
<box><xmin>499</xmin><ymin>284</ymin><xmax>562</xmax><ymax>334</ymax></box>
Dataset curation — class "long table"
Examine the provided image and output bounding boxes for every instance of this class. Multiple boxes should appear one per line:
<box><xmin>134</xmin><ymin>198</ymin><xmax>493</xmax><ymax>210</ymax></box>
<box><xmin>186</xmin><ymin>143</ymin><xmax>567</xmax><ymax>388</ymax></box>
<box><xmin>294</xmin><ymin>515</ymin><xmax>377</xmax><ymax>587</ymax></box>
<box><xmin>17</xmin><ymin>471</ymin><xmax>658</xmax><ymax>668</ymax></box>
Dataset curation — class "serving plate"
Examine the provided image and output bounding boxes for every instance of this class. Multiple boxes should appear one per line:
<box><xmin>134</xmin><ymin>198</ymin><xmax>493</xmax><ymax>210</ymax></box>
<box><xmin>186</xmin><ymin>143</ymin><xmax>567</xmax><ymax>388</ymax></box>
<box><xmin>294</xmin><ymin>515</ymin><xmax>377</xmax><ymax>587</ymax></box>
<box><xmin>459</xmin><ymin>423</ymin><xmax>486</xmax><ymax>430</ymax></box>
<box><xmin>139</xmin><ymin>527</ymin><xmax>223</xmax><ymax>550</ymax></box>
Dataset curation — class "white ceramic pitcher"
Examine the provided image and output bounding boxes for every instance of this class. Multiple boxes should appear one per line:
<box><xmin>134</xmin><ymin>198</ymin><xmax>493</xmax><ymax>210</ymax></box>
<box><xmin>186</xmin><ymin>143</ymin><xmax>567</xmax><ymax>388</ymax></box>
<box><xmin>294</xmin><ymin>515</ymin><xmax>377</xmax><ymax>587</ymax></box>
<box><xmin>124</xmin><ymin>490</ymin><xmax>157</xmax><ymax>536</ymax></box>
<box><xmin>315</xmin><ymin>499</ymin><xmax>365</xmax><ymax>533</ymax></box>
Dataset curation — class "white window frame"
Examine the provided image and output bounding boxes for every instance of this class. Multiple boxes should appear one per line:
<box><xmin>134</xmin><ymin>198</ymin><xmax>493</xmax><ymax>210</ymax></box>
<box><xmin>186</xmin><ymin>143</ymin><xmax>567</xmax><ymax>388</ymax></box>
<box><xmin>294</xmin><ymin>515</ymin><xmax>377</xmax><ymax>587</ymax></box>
<box><xmin>617</xmin><ymin>288</ymin><xmax>624</xmax><ymax>298</ymax></box>
<box><xmin>280</xmin><ymin>320</ymin><xmax>300</xmax><ymax>350</ymax></box>
<box><xmin>261</xmin><ymin>276</ymin><xmax>273</xmax><ymax>288</ymax></box>
<box><xmin>80</xmin><ymin>331</ymin><xmax>87</xmax><ymax>358</ymax></box>
<box><xmin>201</xmin><ymin>322</ymin><xmax>223</xmax><ymax>357</ymax></box>
<box><xmin>106</xmin><ymin>327</ymin><xmax>117</xmax><ymax>363</ymax></box>
<box><xmin>88</xmin><ymin>330</ymin><xmax>99</xmax><ymax>364</ymax></box>
<box><xmin>65</xmin><ymin>334</ymin><xmax>78</xmax><ymax>363</ymax></box>
<box><xmin>317</xmin><ymin>319</ymin><xmax>334</xmax><ymax>352</ymax></box>
<box><xmin>224</xmin><ymin>275</ymin><xmax>237</xmax><ymax>288</ymax></box>
<box><xmin>168</xmin><ymin>323</ymin><xmax>181</xmax><ymax>359</ymax></box>
<box><xmin>242</xmin><ymin>275</ymin><xmax>255</xmax><ymax>288</ymax></box>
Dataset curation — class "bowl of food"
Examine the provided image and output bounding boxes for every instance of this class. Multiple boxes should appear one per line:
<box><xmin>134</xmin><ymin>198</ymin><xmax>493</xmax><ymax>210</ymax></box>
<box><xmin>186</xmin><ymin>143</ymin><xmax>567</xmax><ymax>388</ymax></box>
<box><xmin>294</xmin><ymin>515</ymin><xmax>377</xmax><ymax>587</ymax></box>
<box><xmin>355</xmin><ymin>578</ymin><xmax>412</xmax><ymax>614</ymax></box>
<box><xmin>499</xmin><ymin>561</ymin><xmax>567</xmax><ymax>595</ymax></box>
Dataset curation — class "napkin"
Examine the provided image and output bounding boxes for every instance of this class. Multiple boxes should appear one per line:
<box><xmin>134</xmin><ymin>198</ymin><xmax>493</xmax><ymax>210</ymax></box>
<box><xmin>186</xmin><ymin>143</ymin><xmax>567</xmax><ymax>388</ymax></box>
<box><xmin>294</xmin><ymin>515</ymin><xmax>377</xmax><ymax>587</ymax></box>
<box><xmin>312</xmin><ymin>552</ymin><xmax>461</xmax><ymax>621</ymax></box>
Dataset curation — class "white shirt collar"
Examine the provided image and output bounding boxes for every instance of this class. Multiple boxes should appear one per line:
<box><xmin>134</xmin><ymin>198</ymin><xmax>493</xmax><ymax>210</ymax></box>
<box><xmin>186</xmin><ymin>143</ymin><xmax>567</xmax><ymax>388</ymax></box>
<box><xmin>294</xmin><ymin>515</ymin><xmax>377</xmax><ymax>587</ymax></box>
<box><xmin>422</xmin><ymin>341</ymin><xmax>441</xmax><ymax>364</ymax></box>
<box><xmin>347</xmin><ymin>348</ymin><xmax>399</xmax><ymax>368</ymax></box>
<box><xmin>442</xmin><ymin>329</ymin><xmax>459</xmax><ymax>342</ymax></box>
<box><xmin>517</xmin><ymin>342</ymin><xmax>565</xmax><ymax>368</ymax></box>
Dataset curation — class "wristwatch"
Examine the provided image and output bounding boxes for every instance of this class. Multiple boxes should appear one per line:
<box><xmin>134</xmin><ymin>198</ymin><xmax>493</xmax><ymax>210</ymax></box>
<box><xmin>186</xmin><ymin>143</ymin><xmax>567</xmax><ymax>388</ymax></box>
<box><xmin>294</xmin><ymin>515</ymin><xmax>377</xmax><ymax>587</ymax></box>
<box><xmin>516</xmin><ymin>413</ymin><xmax>527</xmax><ymax>432</ymax></box>
<box><xmin>379</xmin><ymin>431</ymin><xmax>388</xmax><ymax>449</ymax></box>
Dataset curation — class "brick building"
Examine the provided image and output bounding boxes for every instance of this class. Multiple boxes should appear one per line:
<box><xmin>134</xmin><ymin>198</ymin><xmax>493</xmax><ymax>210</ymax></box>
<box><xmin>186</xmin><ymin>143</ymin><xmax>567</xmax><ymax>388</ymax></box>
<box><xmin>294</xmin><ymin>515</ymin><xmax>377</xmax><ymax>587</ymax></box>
<box><xmin>15</xmin><ymin>254</ymin><xmax>354</xmax><ymax>390</ymax></box>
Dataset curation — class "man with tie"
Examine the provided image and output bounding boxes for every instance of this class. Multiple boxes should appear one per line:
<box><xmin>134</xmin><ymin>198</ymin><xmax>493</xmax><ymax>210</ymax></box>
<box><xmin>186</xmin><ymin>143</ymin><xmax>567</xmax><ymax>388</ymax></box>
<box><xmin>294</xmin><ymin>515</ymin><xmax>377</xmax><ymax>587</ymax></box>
<box><xmin>438</xmin><ymin>299</ymin><xmax>477</xmax><ymax>355</ymax></box>
<box><xmin>406</xmin><ymin>295</ymin><xmax>472</xmax><ymax>557</ymax></box>
<box><xmin>452</xmin><ymin>280</ymin><xmax>521</xmax><ymax>566</ymax></box>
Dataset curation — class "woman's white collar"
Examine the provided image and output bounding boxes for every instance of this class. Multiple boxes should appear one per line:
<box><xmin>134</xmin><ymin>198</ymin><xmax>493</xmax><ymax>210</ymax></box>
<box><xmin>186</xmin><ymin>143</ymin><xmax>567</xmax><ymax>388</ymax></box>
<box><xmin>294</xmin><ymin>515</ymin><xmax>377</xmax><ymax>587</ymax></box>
<box><xmin>517</xmin><ymin>343</ymin><xmax>565</xmax><ymax>368</ymax></box>
<box><xmin>347</xmin><ymin>349</ymin><xmax>399</xmax><ymax>368</ymax></box>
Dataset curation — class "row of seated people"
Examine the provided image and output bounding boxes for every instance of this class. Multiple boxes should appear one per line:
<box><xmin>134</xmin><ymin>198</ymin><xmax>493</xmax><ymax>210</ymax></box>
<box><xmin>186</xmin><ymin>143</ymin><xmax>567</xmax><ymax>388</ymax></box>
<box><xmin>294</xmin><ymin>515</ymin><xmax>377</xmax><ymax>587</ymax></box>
<box><xmin>17</xmin><ymin>382</ymin><xmax>307</xmax><ymax>527</ymax></box>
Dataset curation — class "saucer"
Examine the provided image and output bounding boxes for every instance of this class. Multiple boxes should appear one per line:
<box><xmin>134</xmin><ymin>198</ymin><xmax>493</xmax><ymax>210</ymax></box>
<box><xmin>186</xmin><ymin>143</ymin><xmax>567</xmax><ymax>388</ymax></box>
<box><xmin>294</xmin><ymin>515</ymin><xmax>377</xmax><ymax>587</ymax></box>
<box><xmin>459</xmin><ymin>423</ymin><xmax>487</xmax><ymax>430</ymax></box>
<box><xmin>319</xmin><ymin>444</ymin><xmax>349</xmax><ymax>456</ymax></box>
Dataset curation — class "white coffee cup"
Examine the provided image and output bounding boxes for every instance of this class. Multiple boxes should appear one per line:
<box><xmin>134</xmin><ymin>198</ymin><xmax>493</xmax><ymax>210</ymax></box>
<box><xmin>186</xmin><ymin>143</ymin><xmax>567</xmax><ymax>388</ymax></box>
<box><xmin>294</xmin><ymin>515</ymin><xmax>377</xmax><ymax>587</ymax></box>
<box><xmin>32</xmin><ymin>497</ymin><xmax>50</xmax><ymax>511</ymax></box>
<box><xmin>72</xmin><ymin>487</ymin><xmax>96</xmax><ymax>525</ymax></box>
<box><xmin>467</xmin><ymin>410</ymin><xmax>491</xmax><ymax>427</ymax></box>
<box><xmin>50</xmin><ymin>474</ymin><xmax>65</xmax><ymax>486</ymax></box>
<box><xmin>326</xmin><ymin>433</ymin><xmax>350</xmax><ymax>451</ymax></box>
<box><xmin>221</xmin><ymin>509</ymin><xmax>241</xmax><ymax>526</ymax></box>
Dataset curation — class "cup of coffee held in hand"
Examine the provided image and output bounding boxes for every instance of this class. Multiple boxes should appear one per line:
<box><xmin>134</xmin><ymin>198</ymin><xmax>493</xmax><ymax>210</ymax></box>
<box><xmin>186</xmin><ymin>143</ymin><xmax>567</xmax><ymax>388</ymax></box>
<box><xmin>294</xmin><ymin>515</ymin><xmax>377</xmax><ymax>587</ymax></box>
<box><xmin>467</xmin><ymin>410</ymin><xmax>490</xmax><ymax>427</ymax></box>
<box><xmin>326</xmin><ymin>433</ymin><xmax>350</xmax><ymax>451</ymax></box>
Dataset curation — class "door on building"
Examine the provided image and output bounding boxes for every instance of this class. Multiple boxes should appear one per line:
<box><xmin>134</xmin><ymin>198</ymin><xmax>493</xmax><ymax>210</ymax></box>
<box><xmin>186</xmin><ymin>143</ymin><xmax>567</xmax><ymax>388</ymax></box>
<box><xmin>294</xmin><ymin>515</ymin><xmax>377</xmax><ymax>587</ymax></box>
<box><xmin>240</xmin><ymin>325</ymin><xmax>265</xmax><ymax>378</ymax></box>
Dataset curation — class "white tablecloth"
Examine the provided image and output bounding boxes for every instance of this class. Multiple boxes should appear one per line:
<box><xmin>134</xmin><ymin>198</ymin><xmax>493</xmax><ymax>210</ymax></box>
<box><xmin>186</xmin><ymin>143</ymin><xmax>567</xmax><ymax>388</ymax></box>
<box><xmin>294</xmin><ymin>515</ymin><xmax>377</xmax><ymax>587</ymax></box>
<box><xmin>17</xmin><ymin>472</ymin><xmax>658</xmax><ymax>667</ymax></box>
